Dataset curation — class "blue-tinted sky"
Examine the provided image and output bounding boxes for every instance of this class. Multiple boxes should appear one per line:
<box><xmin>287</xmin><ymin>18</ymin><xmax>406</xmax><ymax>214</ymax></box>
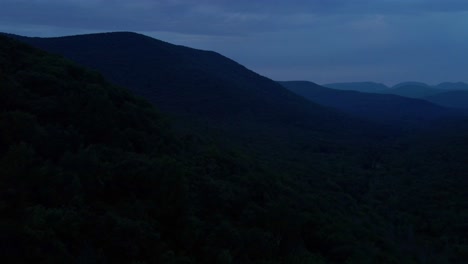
<box><xmin>1</xmin><ymin>0</ymin><xmax>467</xmax><ymax>85</ymax></box>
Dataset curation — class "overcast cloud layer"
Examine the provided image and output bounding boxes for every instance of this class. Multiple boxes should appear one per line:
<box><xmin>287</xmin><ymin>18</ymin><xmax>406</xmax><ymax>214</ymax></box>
<box><xmin>1</xmin><ymin>0</ymin><xmax>467</xmax><ymax>85</ymax></box>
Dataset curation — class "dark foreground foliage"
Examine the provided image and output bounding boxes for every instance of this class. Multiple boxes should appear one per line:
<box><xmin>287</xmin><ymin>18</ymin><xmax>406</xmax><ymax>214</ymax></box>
<box><xmin>1</xmin><ymin>35</ymin><xmax>467</xmax><ymax>263</ymax></box>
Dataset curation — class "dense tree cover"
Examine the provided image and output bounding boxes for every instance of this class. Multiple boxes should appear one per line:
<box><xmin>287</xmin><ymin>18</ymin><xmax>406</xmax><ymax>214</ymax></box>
<box><xmin>1</xmin><ymin>35</ymin><xmax>467</xmax><ymax>264</ymax></box>
<box><xmin>0</xmin><ymin>34</ymin><xmax>349</xmax><ymax>264</ymax></box>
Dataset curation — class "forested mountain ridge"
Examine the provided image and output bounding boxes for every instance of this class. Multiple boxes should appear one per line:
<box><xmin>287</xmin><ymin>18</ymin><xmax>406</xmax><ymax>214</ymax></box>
<box><xmin>323</xmin><ymin>82</ymin><xmax>389</xmax><ymax>93</ymax></box>
<box><xmin>435</xmin><ymin>82</ymin><xmax>468</xmax><ymax>91</ymax></box>
<box><xmin>1</xmin><ymin>34</ymin><xmax>467</xmax><ymax>263</ymax></box>
<box><xmin>323</xmin><ymin>81</ymin><xmax>468</xmax><ymax>104</ymax></box>
<box><xmin>382</xmin><ymin>84</ymin><xmax>442</xmax><ymax>98</ymax></box>
<box><xmin>9</xmin><ymin>31</ymin><xmax>391</xmax><ymax>160</ymax></box>
<box><xmin>280</xmin><ymin>81</ymin><xmax>463</xmax><ymax>126</ymax></box>
<box><xmin>0</xmin><ymin>33</ymin><xmax>402</xmax><ymax>264</ymax></box>
<box><xmin>9</xmin><ymin>32</ymin><xmax>342</xmax><ymax>123</ymax></box>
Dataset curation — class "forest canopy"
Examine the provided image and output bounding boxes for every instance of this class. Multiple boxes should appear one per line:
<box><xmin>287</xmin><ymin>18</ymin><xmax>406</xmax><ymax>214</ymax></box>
<box><xmin>1</xmin><ymin>34</ymin><xmax>467</xmax><ymax>263</ymax></box>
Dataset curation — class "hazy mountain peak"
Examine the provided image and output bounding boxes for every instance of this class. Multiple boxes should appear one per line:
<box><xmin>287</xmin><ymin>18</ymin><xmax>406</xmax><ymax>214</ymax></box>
<box><xmin>392</xmin><ymin>81</ymin><xmax>429</xmax><ymax>89</ymax></box>
<box><xmin>323</xmin><ymin>82</ymin><xmax>389</xmax><ymax>93</ymax></box>
<box><xmin>280</xmin><ymin>80</ymin><xmax>459</xmax><ymax>126</ymax></box>
<box><xmin>435</xmin><ymin>82</ymin><xmax>468</xmax><ymax>90</ymax></box>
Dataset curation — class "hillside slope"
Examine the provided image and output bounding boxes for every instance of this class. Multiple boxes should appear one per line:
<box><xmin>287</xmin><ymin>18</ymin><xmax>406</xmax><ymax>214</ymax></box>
<box><xmin>11</xmin><ymin>32</ymin><xmax>344</xmax><ymax>124</ymax></box>
<box><xmin>0</xmin><ymin>34</ymin><xmax>419</xmax><ymax>264</ymax></box>
<box><xmin>8</xmin><ymin>32</ymin><xmax>392</xmax><ymax>162</ymax></box>
<box><xmin>2</xmin><ymin>34</ymin><xmax>467</xmax><ymax>264</ymax></box>
<box><xmin>424</xmin><ymin>90</ymin><xmax>468</xmax><ymax>109</ymax></box>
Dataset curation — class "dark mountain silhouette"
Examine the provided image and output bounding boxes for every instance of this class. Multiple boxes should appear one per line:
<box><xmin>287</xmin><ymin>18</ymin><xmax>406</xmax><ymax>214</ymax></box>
<box><xmin>323</xmin><ymin>82</ymin><xmax>389</xmax><ymax>93</ymax></box>
<box><xmin>280</xmin><ymin>81</ymin><xmax>460</xmax><ymax>125</ymax></box>
<box><xmin>424</xmin><ymin>90</ymin><xmax>468</xmax><ymax>109</ymax></box>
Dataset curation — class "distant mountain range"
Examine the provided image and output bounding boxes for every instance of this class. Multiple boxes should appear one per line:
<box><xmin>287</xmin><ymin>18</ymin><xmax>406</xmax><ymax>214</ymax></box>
<box><xmin>280</xmin><ymin>81</ymin><xmax>460</xmax><ymax>125</ymax></box>
<box><xmin>323</xmin><ymin>81</ymin><xmax>468</xmax><ymax>108</ymax></box>
<box><xmin>435</xmin><ymin>82</ymin><xmax>468</xmax><ymax>90</ymax></box>
<box><xmin>325</xmin><ymin>81</ymin><xmax>468</xmax><ymax>91</ymax></box>
<box><xmin>382</xmin><ymin>84</ymin><xmax>442</xmax><ymax>98</ymax></box>
<box><xmin>392</xmin><ymin>81</ymin><xmax>429</xmax><ymax>89</ymax></box>
<box><xmin>323</xmin><ymin>82</ymin><xmax>388</xmax><ymax>93</ymax></box>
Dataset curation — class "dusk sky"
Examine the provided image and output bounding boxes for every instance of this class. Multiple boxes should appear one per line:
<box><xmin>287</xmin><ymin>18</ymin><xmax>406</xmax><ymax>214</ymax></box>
<box><xmin>1</xmin><ymin>0</ymin><xmax>467</xmax><ymax>85</ymax></box>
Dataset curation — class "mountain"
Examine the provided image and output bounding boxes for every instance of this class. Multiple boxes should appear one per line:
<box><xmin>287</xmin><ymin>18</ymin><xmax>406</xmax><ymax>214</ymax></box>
<box><xmin>9</xmin><ymin>33</ymin><xmax>335</xmax><ymax>121</ymax></box>
<box><xmin>1</xmin><ymin>33</ymin><xmax>383</xmax><ymax>264</ymax></box>
<box><xmin>0</xmin><ymin>34</ymin><xmax>420</xmax><ymax>264</ymax></box>
<box><xmin>377</xmin><ymin>82</ymin><xmax>468</xmax><ymax>102</ymax></box>
<box><xmin>382</xmin><ymin>84</ymin><xmax>442</xmax><ymax>98</ymax></box>
<box><xmin>8</xmin><ymin>32</ymin><xmax>386</xmax><ymax>157</ymax></box>
<box><xmin>322</xmin><ymin>81</ymin><xmax>468</xmax><ymax>100</ymax></box>
<box><xmin>392</xmin><ymin>81</ymin><xmax>429</xmax><ymax>89</ymax></box>
<box><xmin>385</xmin><ymin>82</ymin><xmax>468</xmax><ymax>99</ymax></box>
<box><xmin>424</xmin><ymin>90</ymin><xmax>468</xmax><ymax>109</ymax></box>
<box><xmin>280</xmin><ymin>81</ymin><xmax>460</xmax><ymax>125</ymax></box>
<box><xmin>2</xmin><ymin>34</ymin><xmax>468</xmax><ymax>263</ymax></box>
<box><xmin>435</xmin><ymin>82</ymin><xmax>468</xmax><ymax>91</ymax></box>
<box><xmin>0</xmin><ymin>34</ymin><xmax>186</xmax><ymax>262</ymax></box>
<box><xmin>323</xmin><ymin>82</ymin><xmax>389</xmax><ymax>93</ymax></box>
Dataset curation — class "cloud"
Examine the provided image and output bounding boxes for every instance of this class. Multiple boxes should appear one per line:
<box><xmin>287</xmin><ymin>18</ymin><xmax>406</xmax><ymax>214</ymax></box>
<box><xmin>1</xmin><ymin>0</ymin><xmax>467</xmax><ymax>84</ymax></box>
<box><xmin>2</xmin><ymin>0</ymin><xmax>468</xmax><ymax>36</ymax></box>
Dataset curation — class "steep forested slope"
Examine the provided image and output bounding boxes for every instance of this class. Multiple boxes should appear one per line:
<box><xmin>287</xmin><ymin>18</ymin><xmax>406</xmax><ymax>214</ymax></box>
<box><xmin>2</xmin><ymin>34</ymin><xmax>467</xmax><ymax>263</ymax></box>
<box><xmin>11</xmin><ymin>32</ymin><xmax>389</xmax><ymax>166</ymax></box>
<box><xmin>11</xmin><ymin>32</ymin><xmax>342</xmax><ymax>124</ymax></box>
<box><xmin>0</xmin><ymin>34</ymin><xmax>404</xmax><ymax>264</ymax></box>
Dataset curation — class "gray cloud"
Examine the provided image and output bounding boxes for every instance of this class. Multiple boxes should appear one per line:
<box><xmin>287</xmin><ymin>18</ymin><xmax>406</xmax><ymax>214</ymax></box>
<box><xmin>1</xmin><ymin>0</ymin><xmax>467</xmax><ymax>85</ymax></box>
<box><xmin>3</xmin><ymin>0</ymin><xmax>468</xmax><ymax>35</ymax></box>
